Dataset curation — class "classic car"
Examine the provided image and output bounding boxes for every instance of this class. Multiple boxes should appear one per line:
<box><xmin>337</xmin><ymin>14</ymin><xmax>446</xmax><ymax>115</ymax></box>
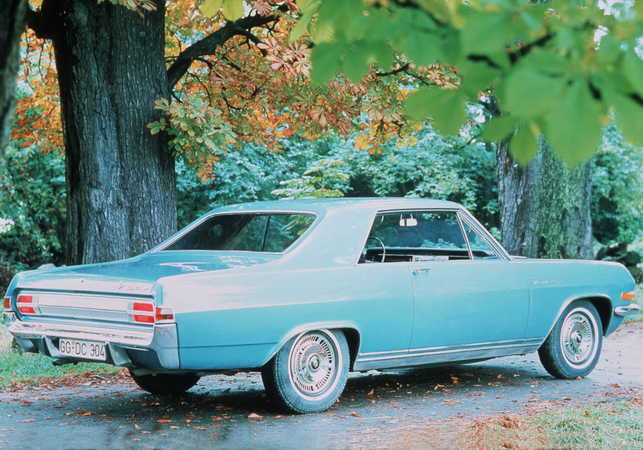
<box><xmin>2</xmin><ymin>198</ymin><xmax>640</xmax><ymax>413</ymax></box>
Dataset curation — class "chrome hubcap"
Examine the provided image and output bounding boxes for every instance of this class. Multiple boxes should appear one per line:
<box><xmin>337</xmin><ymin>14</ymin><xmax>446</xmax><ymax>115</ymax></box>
<box><xmin>289</xmin><ymin>332</ymin><xmax>337</xmax><ymax>398</ymax></box>
<box><xmin>561</xmin><ymin>312</ymin><xmax>595</xmax><ymax>365</ymax></box>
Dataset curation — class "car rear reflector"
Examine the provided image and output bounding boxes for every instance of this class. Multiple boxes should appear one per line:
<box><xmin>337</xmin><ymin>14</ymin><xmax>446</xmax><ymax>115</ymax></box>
<box><xmin>155</xmin><ymin>307</ymin><xmax>174</xmax><ymax>322</ymax></box>
<box><xmin>133</xmin><ymin>302</ymin><xmax>154</xmax><ymax>312</ymax></box>
<box><xmin>133</xmin><ymin>314</ymin><xmax>155</xmax><ymax>323</ymax></box>
<box><xmin>621</xmin><ymin>291</ymin><xmax>636</xmax><ymax>301</ymax></box>
<box><xmin>3</xmin><ymin>297</ymin><xmax>10</xmax><ymax>311</ymax></box>
<box><xmin>132</xmin><ymin>301</ymin><xmax>155</xmax><ymax>323</ymax></box>
<box><xmin>17</xmin><ymin>295</ymin><xmax>36</xmax><ymax>314</ymax></box>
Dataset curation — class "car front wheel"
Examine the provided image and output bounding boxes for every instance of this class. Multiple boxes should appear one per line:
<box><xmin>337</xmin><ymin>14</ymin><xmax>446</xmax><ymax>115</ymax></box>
<box><xmin>538</xmin><ymin>300</ymin><xmax>603</xmax><ymax>379</ymax></box>
<box><xmin>129</xmin><ymin>370</ymin><xmax>201</xmax><ymax>395</ymax></box>
<box><xmin>261</xmin><ymin>329</ymin><xmax>349</xmax><ymax>414</ymax></box>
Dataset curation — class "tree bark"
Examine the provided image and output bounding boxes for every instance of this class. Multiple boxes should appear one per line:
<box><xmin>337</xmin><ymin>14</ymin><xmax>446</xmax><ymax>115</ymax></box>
<box><xmin>497</xmin><ymin>138</ymin><xmax>593</xmax><ymax>259</ymax></box>
<box><xmin>0</xmin><ymin>0</ymin><xmax>28</xmax><ymax>157</ymax></box>
<box><xmin>39</xmin><ymin>0</ymin><xmax>175</xmax><ymax>265</ymax></box>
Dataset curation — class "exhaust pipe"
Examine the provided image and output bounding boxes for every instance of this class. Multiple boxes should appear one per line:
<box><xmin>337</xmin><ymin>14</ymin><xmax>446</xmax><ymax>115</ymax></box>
<box><xmin>52</xmin><ymin>358</ymin><xmax>76</xmax><ymax>366</ymax></box>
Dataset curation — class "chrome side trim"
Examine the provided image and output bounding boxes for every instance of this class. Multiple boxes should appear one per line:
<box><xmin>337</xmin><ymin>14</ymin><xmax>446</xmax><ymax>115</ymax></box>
<box><xmin>354</xmin><ymin>339</ymin><xmax>543</xmax><ymax>371</ymax></box>
<box><xmin>615</xmin><ymin>304</ymin><xmax>641</xmax><ymax>317</ymax></box>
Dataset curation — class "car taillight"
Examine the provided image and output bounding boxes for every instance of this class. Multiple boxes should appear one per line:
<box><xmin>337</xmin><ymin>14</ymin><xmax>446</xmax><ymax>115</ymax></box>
<box><xmin>132</xmin><ymin>302</ymin><xmax>155</xmax><ymax>323</ymax></box>
<box><xmin>155</xmin><ymin>306</ymin><xmax>174</xmax><ymax>322</ymax></box>
<box><xmin>3</xmin><ymin>297</ymin><xmax>10</xmax><ymax>311</ymax></box>
<box><xmin>17</xmin><ymin>295</ymin><xmax>36</xmax><ymax>314</ymax></box>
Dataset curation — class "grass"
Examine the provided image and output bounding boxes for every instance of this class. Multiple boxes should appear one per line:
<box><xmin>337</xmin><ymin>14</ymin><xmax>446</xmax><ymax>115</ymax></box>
<box><xmin>532</xmin><ymin>401</ymin><xmax>643</xmax><ymax>449</ymax></box>
<box><xmin>0</xmin><ymin>310</ymin><xmax>121</xmax><ymax>388</ymax></box>
<box><xmin>388</xmin><ymin>400</ymin><xmax>643</xmax><ymax>450</ymax></box>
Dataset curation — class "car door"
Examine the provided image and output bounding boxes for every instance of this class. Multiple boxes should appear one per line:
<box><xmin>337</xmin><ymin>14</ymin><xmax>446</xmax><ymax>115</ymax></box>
<box><xmin>363</xmin><ymin>209</ymin><xmax>531</xmax><ymax>364</ymax></box>
<box><xmin>407</xmin><ymin>211</ymin><xmax>531</xmax><ymax>358</ymax></box>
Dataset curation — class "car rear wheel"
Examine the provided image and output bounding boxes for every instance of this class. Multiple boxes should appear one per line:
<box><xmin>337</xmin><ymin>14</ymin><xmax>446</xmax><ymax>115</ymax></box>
<box><xmin>538</xmin><ymin>300</ymin><xmax>603</xmax><ymax>379</ymax></box>
<box><xmin>129</xmin><ymin>370</ymin><xmax>201</xmax><ymax>395</ymax></box>
<box><xmin>261</xmin><ymin>329</ymin><xmax>349</xmax><ymax>414</ymax></box>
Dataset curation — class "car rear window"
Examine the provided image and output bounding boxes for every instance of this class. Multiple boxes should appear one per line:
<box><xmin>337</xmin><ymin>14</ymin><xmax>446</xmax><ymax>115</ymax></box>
<box><xmin>163</xmin><ymin>213</ymin><xmax>316</xmax><ymax>253</ymax></box>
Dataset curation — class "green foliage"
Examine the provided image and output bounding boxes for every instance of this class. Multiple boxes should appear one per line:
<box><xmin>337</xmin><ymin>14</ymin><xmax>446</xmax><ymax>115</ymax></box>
<box><xmin>175</xmin><ymin>145</ymin><xmax>297</xmax><ymax>228</ymax></box>
<box><xmin>307</xmin><ymin>0</ymin><xmax>643</xmax><ymax>165</ymax></box>
<box><xmin>338</xmin><ymin>107</ymin><xmax>500</xmax><ymax>230</ymax></box>
<box><xmin>150</xmin><ymin>96</ymin><xmax>235</xmax><ymax>182</ymax></box>
<box><xmin>176</xmin><ymin>106</ymin><xmax>500</xmax><ymax>231</ymax></box>
<box><xmin>272</xmin><ymin>158</ymin><xmax>350</xmax><ymax>199</ymax></box>
<box><xmin>0</xmin><ymin>141</ymin><xmax>66</xmax><ymax>270</ymax></box>
<box><xmin>592</xmin><ymin>122</ymin><xmax>643</xmax><ymax>244</ymax></box>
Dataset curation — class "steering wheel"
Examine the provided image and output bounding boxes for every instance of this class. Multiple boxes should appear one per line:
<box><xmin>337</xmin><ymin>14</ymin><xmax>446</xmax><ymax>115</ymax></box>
<box><xmin>362</xmin><ymin>236</ymin><xmax>386</xmax><ymax>263</ymax></box>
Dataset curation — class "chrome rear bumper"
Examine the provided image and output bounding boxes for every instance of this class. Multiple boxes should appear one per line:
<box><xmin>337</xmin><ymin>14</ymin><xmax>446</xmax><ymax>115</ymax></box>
<box><xmin>4</xmin><ymin>312</ymin><xmax>179</xmax><ymax>369</ymax></box>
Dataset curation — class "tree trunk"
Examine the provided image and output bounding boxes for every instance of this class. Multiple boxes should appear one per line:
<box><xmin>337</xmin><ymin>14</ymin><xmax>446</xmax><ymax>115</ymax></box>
<box><xmin>41</xmin><ymin>0</ymin><xmax>176</xmax><ymax>265</ymax></box>
<box><xmin>497</xmin><ymin>138</ymin><xmax>593</xmax><ymax>259</ymax></box>
<box><xmin>0</xmin><ymin>0</ymin><xmax>28</xmax><ymax>157</ymax></box>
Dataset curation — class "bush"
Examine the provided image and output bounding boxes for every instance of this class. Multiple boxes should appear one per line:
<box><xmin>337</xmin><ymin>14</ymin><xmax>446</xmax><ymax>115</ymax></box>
<box><xmin>592</xmin><ymin>123</ymin><xmax>643</xmax><ymax>244</ymax></box>
<box><xmin>0</xmin><ymin>143</ymin><xmax>66</xmax><ymax>270</ymax></box>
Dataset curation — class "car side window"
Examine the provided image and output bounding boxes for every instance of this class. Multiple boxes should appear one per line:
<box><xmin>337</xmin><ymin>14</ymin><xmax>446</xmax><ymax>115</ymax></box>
<box><xmin>360</xmin><ymin>211</ymin><xmax>470</xmax><ymax>263</ymax></box>
<box><xmin>163</xmin><ymin>213</ymin><xmax>315</xmax><ymax>253</ymax></box>
<box><xmin>263</xmin><ymin>214</ymin><xmax>316</xmax><ymax>253</ymax></box>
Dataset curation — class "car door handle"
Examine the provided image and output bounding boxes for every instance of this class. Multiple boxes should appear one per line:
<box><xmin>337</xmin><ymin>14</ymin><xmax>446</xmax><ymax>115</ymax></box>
<box><xmin>413</xmin><ymin>268</ymin><xmax>431</xmax><ymax>275</ymax></box>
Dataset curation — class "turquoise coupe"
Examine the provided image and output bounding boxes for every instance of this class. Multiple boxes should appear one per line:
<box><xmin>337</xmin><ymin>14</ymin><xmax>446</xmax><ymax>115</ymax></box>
<box><xmin>3</xmin><ymin>198</ymin><xmax>640</xmax><ymax>413</ymax></box>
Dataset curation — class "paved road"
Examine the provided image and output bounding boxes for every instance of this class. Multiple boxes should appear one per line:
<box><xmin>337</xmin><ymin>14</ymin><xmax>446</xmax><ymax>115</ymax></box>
<box><xmin>1</xmin><ymin>322</ymin><xmax>641</xmax><ymax>450</ymax></box>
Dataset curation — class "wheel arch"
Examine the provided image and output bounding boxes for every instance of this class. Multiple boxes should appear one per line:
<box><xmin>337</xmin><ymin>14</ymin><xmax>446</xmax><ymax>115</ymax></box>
<box><xmin>261</xmin><ymin>322</ymin><xmax>362</xmax><ymax>369</ymax></box>
<box><xmin>580</xmin><ymin>296</ymin><xmax>613</xmax><ymax>335</ymax></box>
<box><xmin>339</xmin><ymin>327</ymin><xmax>361</xmax><ymax>371</ymax></box>
<box><xmin>541</xmin><ymin>295</ymin><xmax>613</xmax><ymax>346</ymax></box>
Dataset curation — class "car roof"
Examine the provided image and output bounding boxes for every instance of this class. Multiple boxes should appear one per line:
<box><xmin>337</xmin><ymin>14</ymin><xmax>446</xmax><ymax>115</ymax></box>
<box><xmin>211</xmin><ymin>197</ymin><xmax>462</xmax><ymax>215</ymax></box>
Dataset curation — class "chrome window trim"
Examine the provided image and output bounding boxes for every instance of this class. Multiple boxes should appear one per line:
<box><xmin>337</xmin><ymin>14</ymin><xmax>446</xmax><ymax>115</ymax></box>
<box><xmin>457</xmin><ymin>209</ymin><xmax>510</xmax><ymax>260</ymax></box>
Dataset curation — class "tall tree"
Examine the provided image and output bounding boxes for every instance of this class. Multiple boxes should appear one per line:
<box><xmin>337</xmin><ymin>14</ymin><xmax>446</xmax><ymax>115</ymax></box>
<box><xmin>27</xmin><ymin>0</ymin><xmax>174</xmax><ymax>264</ymax></box>
<box><xmin>0</xmin><ymin>0</ymin><xmax>28</xmax><ymax>156</ymax></box>
<box><xmin>497</xmin><ymin>140</ymin><xmax>593</xmax><ymax>258</ymax></box>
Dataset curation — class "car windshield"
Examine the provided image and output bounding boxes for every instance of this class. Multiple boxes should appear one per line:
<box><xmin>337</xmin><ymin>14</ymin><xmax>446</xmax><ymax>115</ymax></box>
<box><xmin>163</xmin><ymin>213</ymin><xmax>316</xmax><ymax>253</ymax></box>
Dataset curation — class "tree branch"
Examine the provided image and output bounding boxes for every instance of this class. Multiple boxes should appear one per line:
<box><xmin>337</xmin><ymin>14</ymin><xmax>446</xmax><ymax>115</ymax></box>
<box><xmin>26</xmin><ymin>0</ymin><xmax>62</xmax><ymax>40</ymax></box>
<box><xmin>507</xmin><ymin>33</ymin><xmax>555</xmax><ymax>65</ymax></box>
<box><xmin>373</xmin><ymin>64</ymin><xmax>410</xmax><ymax>77</ymax></box>
<box><xmin>166</xmin><ymin>8</ymin><xmax>287</xmax><ymax>89</ymax></box>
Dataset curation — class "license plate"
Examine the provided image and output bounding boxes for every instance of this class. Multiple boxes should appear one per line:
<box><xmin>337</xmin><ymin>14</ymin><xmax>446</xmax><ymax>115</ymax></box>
<box><xmin>59</xmin><ymin>339</ymin><xmax>107</xmax><ymax>361</ymax></box>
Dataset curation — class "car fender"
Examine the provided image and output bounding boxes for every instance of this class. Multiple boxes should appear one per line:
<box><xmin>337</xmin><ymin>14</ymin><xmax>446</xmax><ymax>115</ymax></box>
<box><xmin>540</xmin><ymin>294</ymin><xmax>614</xmax><ymax>343</ymax></box>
